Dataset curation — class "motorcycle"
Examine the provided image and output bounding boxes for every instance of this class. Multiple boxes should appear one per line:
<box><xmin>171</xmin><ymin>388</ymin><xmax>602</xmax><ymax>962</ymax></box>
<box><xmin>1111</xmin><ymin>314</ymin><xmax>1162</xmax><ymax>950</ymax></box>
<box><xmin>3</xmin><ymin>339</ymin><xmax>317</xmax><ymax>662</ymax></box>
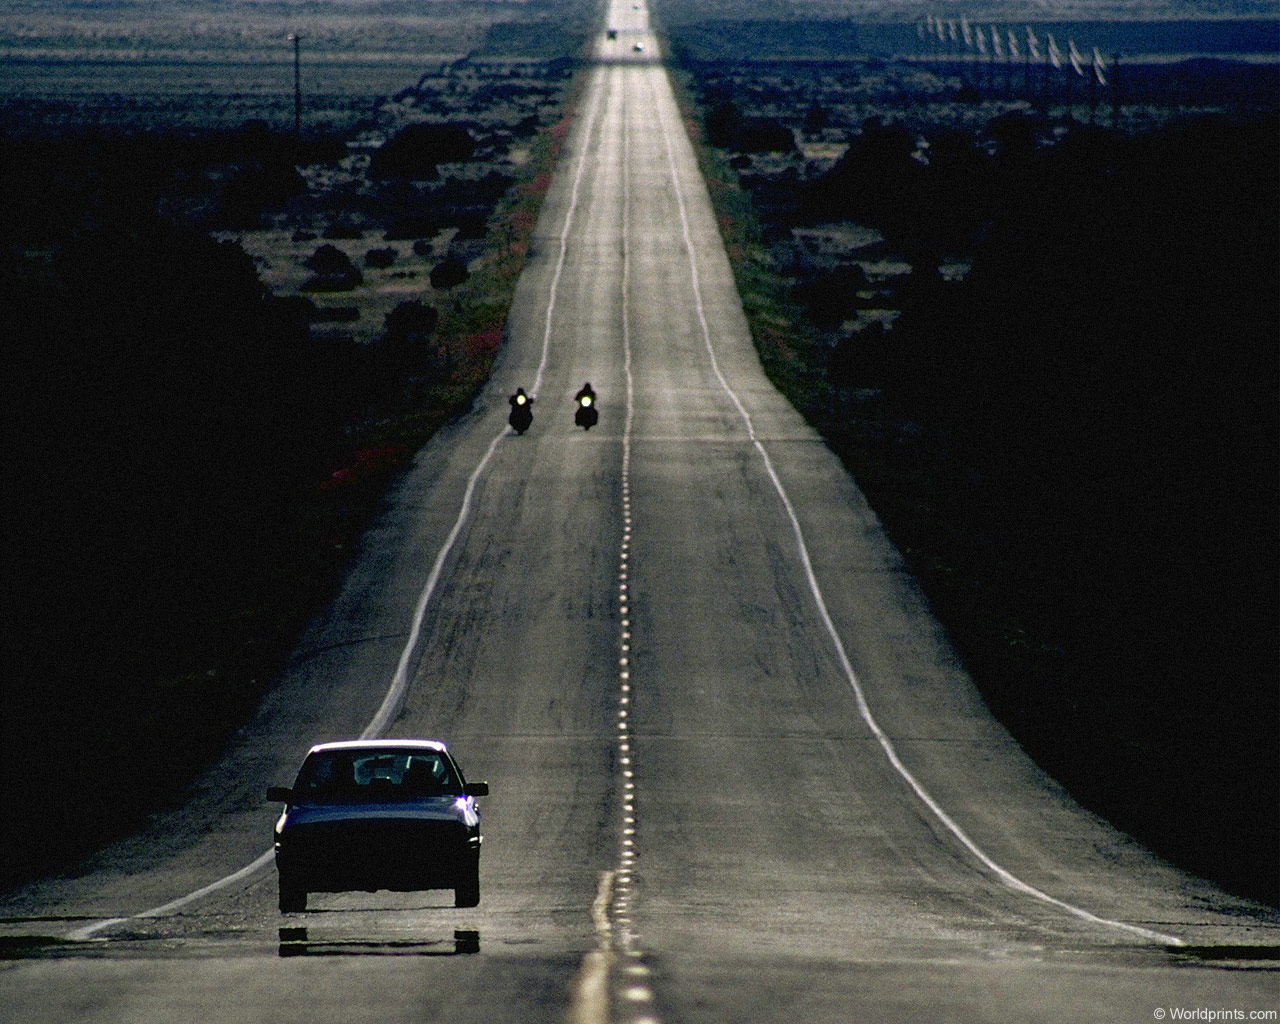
<box><xmin>574</xmin><ymin>387</ymin><xmax>599</xmax><ymax>431</ymax></box>
<box><xmin>508</xmin><ymin>388</ymin><xmax>533</xmax><ymax>434</ymax></box>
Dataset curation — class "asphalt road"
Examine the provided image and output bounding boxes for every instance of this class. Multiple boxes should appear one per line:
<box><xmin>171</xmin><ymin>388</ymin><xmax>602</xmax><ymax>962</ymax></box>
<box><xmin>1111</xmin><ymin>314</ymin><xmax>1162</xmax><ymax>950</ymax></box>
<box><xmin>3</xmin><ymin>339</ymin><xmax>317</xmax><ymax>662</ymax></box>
<box><xmin>2</xmin><ymin>4</ymin><xmax>1277</xmax><ymax>1021</ymax></box>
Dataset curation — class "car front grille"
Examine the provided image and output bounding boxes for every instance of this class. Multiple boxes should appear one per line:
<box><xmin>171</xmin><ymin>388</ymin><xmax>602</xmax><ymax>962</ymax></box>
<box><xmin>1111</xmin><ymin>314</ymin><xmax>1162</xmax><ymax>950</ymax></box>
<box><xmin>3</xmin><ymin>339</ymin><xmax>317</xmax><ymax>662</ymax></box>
<box><xmin>280</xmin><ymin>817</ymin><xmax>473</xmax><ymax>890</ymax></box>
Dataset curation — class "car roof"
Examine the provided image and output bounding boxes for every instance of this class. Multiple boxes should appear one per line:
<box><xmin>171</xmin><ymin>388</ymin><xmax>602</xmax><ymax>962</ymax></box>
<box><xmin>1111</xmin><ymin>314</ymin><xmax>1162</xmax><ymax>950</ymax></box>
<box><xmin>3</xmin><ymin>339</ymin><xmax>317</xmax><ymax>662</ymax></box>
<box><xmin>306</xmin><ymin>739</ymin><xmax>449</xmax><ymax>756</ymax></box>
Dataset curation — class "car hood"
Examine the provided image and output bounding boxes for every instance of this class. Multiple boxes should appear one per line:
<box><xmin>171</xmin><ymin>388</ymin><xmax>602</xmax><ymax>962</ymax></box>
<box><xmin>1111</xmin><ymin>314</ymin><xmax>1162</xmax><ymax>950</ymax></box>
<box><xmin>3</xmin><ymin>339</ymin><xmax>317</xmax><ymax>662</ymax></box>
<box><xmin>280</xmin><ymin>797</ymin><xmax>479</xmax><ymax>829</ymax></box>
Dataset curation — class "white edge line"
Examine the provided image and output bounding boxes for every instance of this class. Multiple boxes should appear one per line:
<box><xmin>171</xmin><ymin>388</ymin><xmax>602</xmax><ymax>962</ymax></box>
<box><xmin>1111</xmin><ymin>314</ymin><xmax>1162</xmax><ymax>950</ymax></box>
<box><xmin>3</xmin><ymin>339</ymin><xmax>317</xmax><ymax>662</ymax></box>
<box><xmin>649</xmin><ymin>69</ymin><xmax>1185</xmax><ymax>949</ymax></box>
<box><xmin>67</xmin><ymin>73</ymin><xmax>607</xmax><ymax>943</ymax></box>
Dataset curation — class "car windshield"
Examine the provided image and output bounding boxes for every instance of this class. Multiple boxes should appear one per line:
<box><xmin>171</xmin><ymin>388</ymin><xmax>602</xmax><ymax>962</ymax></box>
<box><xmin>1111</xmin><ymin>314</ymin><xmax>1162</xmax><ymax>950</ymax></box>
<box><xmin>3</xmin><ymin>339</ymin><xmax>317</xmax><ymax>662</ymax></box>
<box><xmin>292</xmin><ymin>750</ymin><xmax>462</xmax><ymax>804</ymax></box>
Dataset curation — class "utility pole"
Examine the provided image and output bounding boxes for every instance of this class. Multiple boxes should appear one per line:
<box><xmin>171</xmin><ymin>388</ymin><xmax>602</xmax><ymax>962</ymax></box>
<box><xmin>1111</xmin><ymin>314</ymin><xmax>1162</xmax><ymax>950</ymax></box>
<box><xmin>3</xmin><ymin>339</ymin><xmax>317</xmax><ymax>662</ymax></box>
<box><xmin>1112</xmin><ymin>54</ymin><xmax>1122</xmax><ymax>131</ymax></box>
<box><xmin>288</xmin><ymin>33</ymin><xmax>303</xmax><ymax>137</ymax></box>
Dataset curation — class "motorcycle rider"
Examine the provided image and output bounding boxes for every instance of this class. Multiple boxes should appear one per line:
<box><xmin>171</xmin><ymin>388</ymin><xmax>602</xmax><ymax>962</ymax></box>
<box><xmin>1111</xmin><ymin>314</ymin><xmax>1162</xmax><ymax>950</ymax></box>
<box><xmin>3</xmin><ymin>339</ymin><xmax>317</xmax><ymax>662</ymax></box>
<box><xmin>573</xmin><ymin>382</ymin><xmax>599</xmax><ymax>430</ymax></box>
<box><xmin>508</xmin><ymin>387</ymin><xmax>534</xmax><ymax>434</ymax></box>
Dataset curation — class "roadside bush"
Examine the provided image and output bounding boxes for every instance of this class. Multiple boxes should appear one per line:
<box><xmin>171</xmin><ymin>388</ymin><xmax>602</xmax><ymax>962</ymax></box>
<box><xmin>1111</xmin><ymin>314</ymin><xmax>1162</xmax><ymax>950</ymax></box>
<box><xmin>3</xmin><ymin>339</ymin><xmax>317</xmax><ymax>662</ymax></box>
<box><xmin>302</xmin><ymin>243</ymin><xmax>363</xmax><ymax>291</ymax></box>
<box><xmin>736</xmin><ymin>117</ymin><xmax>796</xmax><ymax>153</ymax></box>
<box><xmin>792</xmin><ymin>264</ymin><xmax>868</xmax><ymax>328</ymax></box>
<box><xmin>219</xmin><ymin>159</ymin><xmax>307</xmax><ymax>227</ymax></box>
<box><xmin>386</xmin><ymin>212</ymin><xmax>442</xmax><ymax>240</ymax></box>
<box><xmin>801</xmin><ymin>117</ymin><xmax>919</xmax><ymax>228</ymax></box>
<box><xmin>323</xmin><ymin>220</ymin><xmax>364</xmax><ymax>239</ymax></box>
<box><xmin>705</xmin><ymin>99</ymin><xmax>795</xmax><ymax>153</ymax></box>
<box><xmin>453</xmin><ymin>212</ymin><xmax>489</xmax><ymax>239</ymax></box>
<box><xmin>368</xmin><ymin>123</ymin><xmax>476</xmax><ymax>180</ymax></box>
<box><xmin>706</xmin><ymin>99</ymin><xmax>744</xmax><ymax>147</ymax></box>
<box><xmin>381</xmin><ymin>300</ymin><xmax>443</xmax><ymax>379</ymax></box>
<box><xmin>430</xmin><ymin>256</ymin><xmax>470</xmax><ymax>290</ymax></box>
<box><xmin>828</xmin><ymin>323</ymin><xmax>892</xmax><ymax>388</ymax></box>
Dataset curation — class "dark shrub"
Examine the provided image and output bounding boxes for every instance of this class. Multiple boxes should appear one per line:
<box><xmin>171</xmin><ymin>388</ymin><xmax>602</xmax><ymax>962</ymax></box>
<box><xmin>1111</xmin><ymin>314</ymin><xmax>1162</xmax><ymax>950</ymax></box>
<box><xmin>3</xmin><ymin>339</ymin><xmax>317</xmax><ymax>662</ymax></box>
<box><xmin>793</xmin><ymin>264</ymin><xmax>869</xmax><ymax>329</ymax></box>
<box><xmin>311</xmin><ymin>305</ymin><xmax>360</xmax><ymax>323</ymax></box>
<box><xmin>430</xmin><ymin>256</ymin><xmax>469</xmax><ymax>290</ymax></box>
<box><xmin>805</xmin><ymin>106</ymin><xmax>831</xmax><ymax>131</ymax></box>
<box><xmin>368</xmin><ymin>123</ymin><xmax>476</xmax><ymax>180</ymax></box>
<box><xmin>303</xmin><ymin>243</ymin><xmax>363</xmax><ymax>291</ymax></box>
<box><xmin>453</xmin><ymin>212</ymin><xmax>489</xmax><ymax>239</ymax></box>
<box><xmin>829</xmin><ymin>322</ymin><xmax>892</xmax><ymax>387</ymax></box>
<box><xmin>386</xmin><ymin>212</ymin><xmax>442</xmax><ymax>240</ymax></box>
<box><xmin>384</xmin><ymin>299</ymin><xmax>439</xmax><ymax>343</ymax></box>
<box><xmin>302</xmin><ymin>242</ymin><xmax>362</xmax><ymax>292</ymax></box>
<box><xmin>365</xmin><ymin>247</ymin><xmax>396</xmax><ymax>268</ymax></box>
<box><xmin>322</xmin><ymin>220</ymin><xmax>364</xmax><ymax>239</ymax></box>
<box><xmin>802</xmin><ymin>117</ymin><xmax>919</xmax><ymax>225</ymax></box>
<box><xmin>305</xmin><ymin>243</ymin><xmax>355</xmax><ymax>273</ymax></box>
<box><xmin>736</xmin><ymin>117</ymin><xmax>796</xmax><ymax>154</ymax></box>
<box><xmin>219</xmin><ymin>159</ymin><xmax>306</xmax><ymax>226</ymax></box>
<box><xmin>381</xmin><ymin>300</ymin><xmax>443</xmax><ymax>378</ymax></box>
<box><xmin>706</xmin><ymin>99</ymin><xmax>744</xmax><ymax>147</ymax></box>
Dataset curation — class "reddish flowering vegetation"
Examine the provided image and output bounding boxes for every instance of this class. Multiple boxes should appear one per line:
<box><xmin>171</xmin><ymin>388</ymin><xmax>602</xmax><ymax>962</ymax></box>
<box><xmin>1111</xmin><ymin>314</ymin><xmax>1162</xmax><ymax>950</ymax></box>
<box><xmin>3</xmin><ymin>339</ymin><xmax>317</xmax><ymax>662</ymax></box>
<box><xmin>509</xmin><ymin>206</ymin><xmax>538</xmax><ymax>235</ymax></box>
<box><xmin>459</xmin><ymin>327</ymin><xmax>503</xmax><ymax>365</ymax></box>
<box><xmin>550</xmin><ymin>116</ymin><xmax>572</xmax><ymax>142</ymax></box>
<box><xmin>319</xmin><ymin>444</ymin><xmax>408</xmax><ymax>492</ymax></box>
<box><xmin>754</xmin><ymin>320</ymin><xmax>795</xmax><ymax>364</ymax></box>
<box><xmin>525</xmin><ymin>171</ymin><xmax>554</xmax><ymax>197</ymax></box>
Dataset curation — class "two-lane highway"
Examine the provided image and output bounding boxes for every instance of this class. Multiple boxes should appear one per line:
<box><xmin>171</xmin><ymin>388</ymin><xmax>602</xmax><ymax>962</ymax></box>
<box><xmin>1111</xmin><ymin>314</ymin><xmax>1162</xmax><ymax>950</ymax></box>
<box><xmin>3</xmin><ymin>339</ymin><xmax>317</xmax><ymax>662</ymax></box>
<box><xmin>2</xmin><ymin>3</ymin><xmax>1276</xmax><ymax>1021</ymax></box>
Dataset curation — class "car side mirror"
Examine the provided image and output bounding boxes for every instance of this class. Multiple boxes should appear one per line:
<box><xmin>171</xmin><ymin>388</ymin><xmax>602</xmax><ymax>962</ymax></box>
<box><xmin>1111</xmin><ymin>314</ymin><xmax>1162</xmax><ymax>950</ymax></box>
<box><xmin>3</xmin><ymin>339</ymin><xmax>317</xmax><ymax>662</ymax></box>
<box><xmin>463</xmin><ymin>782</ymin><xmax>489</xmax><ymax>798</ymax></box>
<box><xmin>267</xmin><ymin>786</ymin><xmax>294</xmax><ymax>802</ymax></box>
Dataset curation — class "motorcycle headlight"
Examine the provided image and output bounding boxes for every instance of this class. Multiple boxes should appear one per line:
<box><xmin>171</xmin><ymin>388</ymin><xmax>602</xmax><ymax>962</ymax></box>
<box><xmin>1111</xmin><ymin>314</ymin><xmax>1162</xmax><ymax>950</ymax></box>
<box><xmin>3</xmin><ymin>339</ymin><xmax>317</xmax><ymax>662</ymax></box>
<box><xmin>580</xmin><ymin>396</ymin><xmax>592</xmax><ymax>406</ymax></box>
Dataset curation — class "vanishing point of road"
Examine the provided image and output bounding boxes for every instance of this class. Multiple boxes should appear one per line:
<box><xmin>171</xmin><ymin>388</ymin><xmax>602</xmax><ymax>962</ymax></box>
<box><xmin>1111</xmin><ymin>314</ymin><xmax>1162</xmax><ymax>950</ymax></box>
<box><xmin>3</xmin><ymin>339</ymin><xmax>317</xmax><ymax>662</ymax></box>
<box><xmin>2</xmin><ymin>3</ymin><xmax>1276</xmax><ymax>1021</ymax></box>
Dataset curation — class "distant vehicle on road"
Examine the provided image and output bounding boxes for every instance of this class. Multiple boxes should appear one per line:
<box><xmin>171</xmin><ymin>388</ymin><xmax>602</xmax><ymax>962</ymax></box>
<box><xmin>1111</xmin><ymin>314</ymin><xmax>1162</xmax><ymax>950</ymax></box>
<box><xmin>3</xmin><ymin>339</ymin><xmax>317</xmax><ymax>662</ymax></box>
<box><xmin>268</xmin><ymin>739</ymin><xmax>488</xmax><ymax>912</ymax></box>
<box><xmin>633</xmin><ymin>42</ymin><xmax>644</xmax><ymax>51</ymax></box>
<box><xmin>607</xmin><ymin>28</ymin><xmax>618</xmax><ymax>39</ymax></box>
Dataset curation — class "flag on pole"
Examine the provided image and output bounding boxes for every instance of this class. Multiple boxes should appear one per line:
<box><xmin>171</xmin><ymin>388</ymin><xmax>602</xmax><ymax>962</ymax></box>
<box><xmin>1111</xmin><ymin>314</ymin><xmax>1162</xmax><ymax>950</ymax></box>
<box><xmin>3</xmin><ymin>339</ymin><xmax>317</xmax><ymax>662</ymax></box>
<box><xmin>1068</xmin><ymin>39</ymin><xmax>1085</xmax><ymax>77</ymax></box>
<box><xmin>1047</xmin><ymin>33</ymin><xmax>1062</xmax><ymax>69</ymax></box>
<box><xmin>990</xmin><ymin>26</ymin><xmax>1003</xmax><ymax>58</ymax></box>
<box><xmin>961</xmin><ymin>15</ymin><xmax>972</xmax><ymax>47</ymax></box>
<box><xmin>1026</xmin><ymin>26</ymin><xmax>1042</xmax><ymax>61</ymax></box>
<box><xmin>1007</xmin><ymin>29</ymin><xmax>1020</xmax><ymax>59</ymax></box>
<box><xmin>1093</xmin><ymin>47</ymin><xmax>1108</xmax><ymax>85</ymax></box>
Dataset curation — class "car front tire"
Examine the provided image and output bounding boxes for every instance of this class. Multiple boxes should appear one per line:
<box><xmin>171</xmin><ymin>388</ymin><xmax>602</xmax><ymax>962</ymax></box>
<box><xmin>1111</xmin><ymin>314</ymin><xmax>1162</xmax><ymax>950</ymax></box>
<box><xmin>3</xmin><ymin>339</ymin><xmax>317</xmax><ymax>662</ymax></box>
<box><xmin>454</xmin><ymin>857</ymin><xmax>480</xmax><ymax>908</ymax></box>
<box><xmin>279</xmin><ymin>878</ymin><xmax>307</xmax><ymax>913</ymax></box>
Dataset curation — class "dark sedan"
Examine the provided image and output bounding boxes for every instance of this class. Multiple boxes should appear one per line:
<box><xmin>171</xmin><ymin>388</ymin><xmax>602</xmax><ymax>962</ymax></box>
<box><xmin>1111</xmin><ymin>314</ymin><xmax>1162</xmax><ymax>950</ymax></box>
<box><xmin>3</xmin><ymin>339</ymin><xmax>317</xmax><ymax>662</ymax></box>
<box><xmin>267</xmin><ymin>739</ymin><xmax>488</xmax><ymax>912</ymax></box>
